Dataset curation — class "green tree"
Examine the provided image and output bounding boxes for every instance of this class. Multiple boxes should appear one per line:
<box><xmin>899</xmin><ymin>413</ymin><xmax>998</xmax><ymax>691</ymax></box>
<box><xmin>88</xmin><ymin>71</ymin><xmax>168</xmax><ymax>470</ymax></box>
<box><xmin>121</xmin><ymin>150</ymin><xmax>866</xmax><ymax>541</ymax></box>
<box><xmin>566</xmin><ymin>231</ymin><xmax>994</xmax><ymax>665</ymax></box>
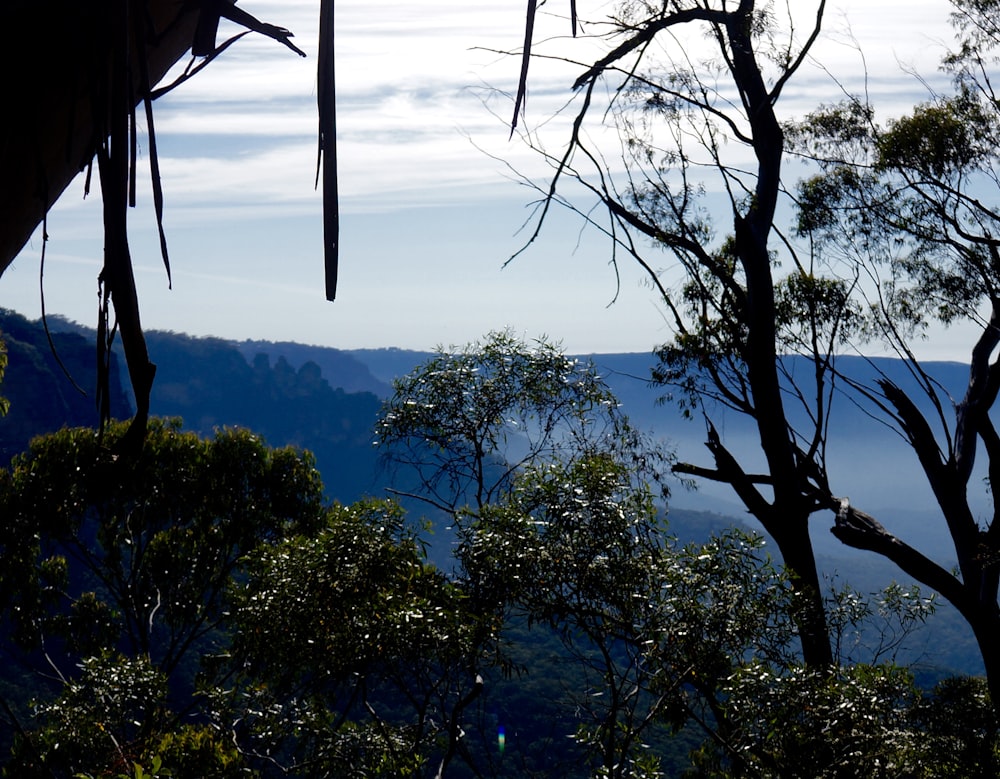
<box><xmin>710</xmin><ymin>663</ymin><xmax>919</xmax><ymax>778</ymax></box>
<box><xmin>461</xmin><ymin>454</ymin><xmax>677</xmax><ymax>777</ymax></box>
<box><xmin>909</xmin><ymin>676</ymin><xmax>1000</xmax><ymax>778</ymax></box>
<box><xmin>376</xmin><ymin>329</ymin><xmax>671</xmax><ymax>516</ymax></box>
<box><xmin>443</xmin><ymin>435</ymin><xmax>938</xmax><ymax>776</ymax></box>
<box><xmin>0</xmin><ymin>418</ymin><xmax>325</xmax><ymax>677</ymax></box>
<box><xmin>215</xmin><ymin>499</ymin><xmax>483</xmax><ymax>777</ymax></box>
<box><xmin>7</xmin><ymin>652</ymin><xmax>248</xmax><ymax>778</ymax></box>
<box><xmin>462</xmin><ymin>460</ymin><xmax>804</xmax><ymax>778</ymax></box>
<box><xmin>378</xmin><ymin>333</ymin><xmax>687</xmax><ymax>775</ymax></box>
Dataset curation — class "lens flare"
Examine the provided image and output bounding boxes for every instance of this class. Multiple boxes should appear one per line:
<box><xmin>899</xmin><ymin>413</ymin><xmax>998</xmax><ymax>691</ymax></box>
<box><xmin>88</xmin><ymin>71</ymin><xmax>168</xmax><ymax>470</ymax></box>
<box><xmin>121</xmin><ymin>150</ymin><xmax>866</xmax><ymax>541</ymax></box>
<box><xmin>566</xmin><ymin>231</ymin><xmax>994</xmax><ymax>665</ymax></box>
<box><xmin>498</xmin><ymin>725</ymin><xmax>506</xmax><ymax>755</ymax></box>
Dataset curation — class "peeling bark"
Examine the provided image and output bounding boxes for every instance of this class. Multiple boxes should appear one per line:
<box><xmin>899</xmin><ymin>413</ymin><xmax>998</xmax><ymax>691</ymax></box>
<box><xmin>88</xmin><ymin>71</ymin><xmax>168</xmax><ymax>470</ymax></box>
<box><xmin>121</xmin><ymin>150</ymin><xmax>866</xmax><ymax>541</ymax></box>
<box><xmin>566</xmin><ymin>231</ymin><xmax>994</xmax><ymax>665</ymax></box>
<box><xmin>0</xmin><ymin>0</ymin><xmax>199</xmax><ymax>273</ymax></box>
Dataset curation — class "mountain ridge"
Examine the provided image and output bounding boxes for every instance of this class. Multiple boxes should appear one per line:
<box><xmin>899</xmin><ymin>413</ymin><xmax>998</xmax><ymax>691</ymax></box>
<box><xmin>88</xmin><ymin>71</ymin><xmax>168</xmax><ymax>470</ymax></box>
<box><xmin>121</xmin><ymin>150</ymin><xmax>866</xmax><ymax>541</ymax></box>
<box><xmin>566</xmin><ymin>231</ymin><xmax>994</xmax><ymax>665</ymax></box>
<box><xmin>1</xmin><ymin>312</ymin><xmax>985</xmax><ymax>676</ymax></box>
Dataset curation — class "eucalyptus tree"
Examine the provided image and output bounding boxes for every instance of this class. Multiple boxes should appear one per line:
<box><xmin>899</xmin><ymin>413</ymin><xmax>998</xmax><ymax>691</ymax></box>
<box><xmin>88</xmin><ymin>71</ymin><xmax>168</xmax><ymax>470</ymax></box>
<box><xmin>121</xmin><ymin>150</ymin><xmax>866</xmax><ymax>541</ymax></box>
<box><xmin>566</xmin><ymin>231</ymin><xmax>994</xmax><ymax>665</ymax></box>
<box><xmin>0</xmin><ymin>418</ymin><xmax>329</xmax><ymax>776</ymax></box>
<box><xmin>6</xmin><ymin>653</ymin><xmax>248</xmax><ymax>778</ymax></box>
<box><xmin>218</xmin><ymin>499</ymin><xmax>482</xmax><ymax>778</ymax></box>
<box><xmin>780</xmin><ymin>0</ymin><xmax>1000</xmax><ymax>707</ymax></box>
<box><xmin>375</xmin><ymin>329</ymin><xmax>672</xmax><ymax>517</ymax></box>
<box><xmin>377</xmin><ymin>332</ymin><xmax>682</xmax><ymax>775</ymax></box>
<box><xmin>511</xmin><ymin>0</ymin><xmax>837</xmax><ymax>667</ymax></box>
<box><xmin>0</xmin><ymin>418</ymin><xmax>326</xmax><ymax>682</ymax></box>
<box><xmin>511</xmin><ymin>0</ymin><xmax>1000</xmax><ymax>707</ymax></box>
<box><xmin>461</xmin><ymin>455</ymin><xmax>804</xmax><ymax>777</ymax></box>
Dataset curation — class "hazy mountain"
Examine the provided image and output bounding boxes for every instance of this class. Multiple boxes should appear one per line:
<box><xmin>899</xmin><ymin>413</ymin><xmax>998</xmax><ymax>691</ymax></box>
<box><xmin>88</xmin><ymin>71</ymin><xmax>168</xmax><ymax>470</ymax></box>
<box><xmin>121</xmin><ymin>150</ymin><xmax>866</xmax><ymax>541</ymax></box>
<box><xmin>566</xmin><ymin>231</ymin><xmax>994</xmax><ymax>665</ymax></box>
<box><xmin>0</xmin><ymin>317</ymin><xmax>985</xmax><ymax>675</ymax></box>
<box><xmin>0</xmin><ymin>316</ymin><xmax>384</xmax><ymax>503</ymax></box>
<box><xmin>141</xmin><ymin>332</ymin><xmax>384</xmax><ymax>503</ymax></box>
<box><xmin>586</xmin><ymin>353</ymin><xmax>981</xmax><ymax>551</ymax></box>
<box><xmin>0</xmin><ymin>309</ymin><xmax>130</xmax><ymax>463</ymax></box>
<box><xmin>237</xmin><ymin>339</ymin><xmax>391</xmax><ymax>396</ymax></box>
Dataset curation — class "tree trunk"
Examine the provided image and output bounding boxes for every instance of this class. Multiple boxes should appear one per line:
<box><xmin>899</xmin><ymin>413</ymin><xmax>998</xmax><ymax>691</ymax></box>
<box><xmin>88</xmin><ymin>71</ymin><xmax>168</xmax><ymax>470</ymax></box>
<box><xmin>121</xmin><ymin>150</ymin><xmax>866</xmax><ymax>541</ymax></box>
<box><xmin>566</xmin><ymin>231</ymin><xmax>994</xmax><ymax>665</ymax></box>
<box><xmin>726</xmin><ymin>7</ymin><xmax>834</xmax><ymax>668</ymax></box>
<box><xmin>970</xmin><ymin>614</ymin><xmax>1000</xmax><ymax>712</ymax></box>
<box><xmin>768</xmin><ymin>513</ymin><xmax>833</xmax><ymax>666</ymax></box>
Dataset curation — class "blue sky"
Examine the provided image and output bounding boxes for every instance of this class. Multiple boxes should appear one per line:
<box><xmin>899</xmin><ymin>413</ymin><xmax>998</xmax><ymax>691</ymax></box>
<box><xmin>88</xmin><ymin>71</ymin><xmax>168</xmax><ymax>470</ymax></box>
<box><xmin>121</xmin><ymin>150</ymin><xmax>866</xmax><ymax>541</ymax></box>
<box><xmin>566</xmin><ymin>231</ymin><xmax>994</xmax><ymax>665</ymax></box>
<box><xmin>1</xmin><ymin>0</ymin><xmax>966</xmax><ymax>355</ymax></box>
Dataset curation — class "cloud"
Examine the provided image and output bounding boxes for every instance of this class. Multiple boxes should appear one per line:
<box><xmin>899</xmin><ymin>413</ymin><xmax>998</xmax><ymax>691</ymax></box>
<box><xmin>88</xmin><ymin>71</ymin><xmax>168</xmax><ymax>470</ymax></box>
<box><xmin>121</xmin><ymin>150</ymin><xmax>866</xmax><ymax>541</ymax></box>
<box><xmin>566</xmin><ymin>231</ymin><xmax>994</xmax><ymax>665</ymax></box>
<box><xmin>4</xmin><ymin>0</ymin><xmax>972</xmax><ymax>358</ymax></box>
<box><xmin>145</xmin><ymin>0</ymin><xmax>953</xmax><ymax>222</ymax></box>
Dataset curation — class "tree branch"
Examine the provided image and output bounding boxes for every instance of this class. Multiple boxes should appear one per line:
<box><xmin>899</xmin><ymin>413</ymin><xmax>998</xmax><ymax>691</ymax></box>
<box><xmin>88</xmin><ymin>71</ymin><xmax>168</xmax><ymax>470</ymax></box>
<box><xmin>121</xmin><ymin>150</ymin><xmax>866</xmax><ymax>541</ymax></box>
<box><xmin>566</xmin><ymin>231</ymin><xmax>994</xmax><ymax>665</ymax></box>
<box><xmin>830</xmin><ymin>498</ymin><xmax>971</xmax><ymax>615</ymax></box>
<box><xmin>572</xmin><ymin>7</ymin><xmax>731</xmax><ymax>92</ymax></box>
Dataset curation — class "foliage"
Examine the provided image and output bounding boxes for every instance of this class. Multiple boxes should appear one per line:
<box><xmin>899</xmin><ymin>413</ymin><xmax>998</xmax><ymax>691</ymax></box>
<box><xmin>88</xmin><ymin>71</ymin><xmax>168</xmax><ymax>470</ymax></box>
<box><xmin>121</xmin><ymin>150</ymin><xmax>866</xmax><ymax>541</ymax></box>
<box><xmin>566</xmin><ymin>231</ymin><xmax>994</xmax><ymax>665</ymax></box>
<box><xmin>375</xmin><ymin>329</ymin><xmax>671</xmax><ymax>515</ymax></box>
<box><xmin>9</xmin><ymin>652</ymin><xmax>167</xmax><ymax>777</ymax></box>
<box><xmin>0</xmin><ymin>361</ymin><xmax>984</xmax><ymax>777</ymax></box>
<box><xmin>7</xmin><ymin>652</ymin><xmax>247</xmax><ymax>779</ymax></box>
<box><xmin>373</xmin><ymin>331</ymin><xmax>964</xmax><ymax>775</ymax></box>
<box><xmin>229</xmin><ymin>499</ymin><xmax>475</xmax><ymax>689</ymax></box>
<box><xmin>215</xmin><ymin>499</ymin><xmax>484</xmax><ymax>776</ymax></box>
<box><xmin>0</xmin><ymin>419</ymin><xmax>326</xmax><ymax>777</ymax></box>
<box><xmin>687</xmin><ymin>666</ymin><xmax>1000</xmax><ymax>778</ymax></box>
<box><xmin>825</xmin><ymin>581</ymin><xmax>937</xmax><ymax>667</ymax></box>
<box><xmin>460</xmin><ymin>453</ymin><xmax>675</xmax><ymax>776</ymax></box>
<box><xmin>0</xmin><ymin>418</ymin><xmax>325</xmax><ymax>677</ymax></box>
<box><xmin>708</xmin><ymin>663</ymin><xmax>919</xmax><ymax>778</ymax></box>
<box><xmin>432</xmin><ymin>336</ymin><xmax>786</xmax><ymax>773</ymax></box>
<box><xmin>908</xmin><ymin>676</ymin><xmax>1000</xmax><ymax>777</ymax></box>
<box><xmin>459</xmin><ymin>453</ymin><xmax>946</xmax><ymax>777</ymax></box>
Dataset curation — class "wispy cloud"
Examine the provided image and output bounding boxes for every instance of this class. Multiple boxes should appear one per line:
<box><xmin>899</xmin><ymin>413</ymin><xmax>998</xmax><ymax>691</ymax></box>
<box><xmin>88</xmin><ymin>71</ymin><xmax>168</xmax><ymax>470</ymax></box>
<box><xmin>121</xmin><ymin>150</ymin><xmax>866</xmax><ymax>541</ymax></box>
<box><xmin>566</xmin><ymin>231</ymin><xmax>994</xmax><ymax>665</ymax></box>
<box><xmin>3</xmin><ymin>0</ymin><xmax>965</xmax><ymax>356</ymax></box>
<box><xmin>146</xmin><ymin>0</ymin><xmax>953</xmax><ymax>222</ymax></box>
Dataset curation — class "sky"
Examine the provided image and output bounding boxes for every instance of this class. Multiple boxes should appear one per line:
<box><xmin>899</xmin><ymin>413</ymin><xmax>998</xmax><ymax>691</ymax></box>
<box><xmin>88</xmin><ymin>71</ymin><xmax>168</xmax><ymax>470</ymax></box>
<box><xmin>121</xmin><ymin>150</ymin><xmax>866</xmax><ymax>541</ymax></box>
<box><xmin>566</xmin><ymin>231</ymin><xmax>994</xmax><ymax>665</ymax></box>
<box><xmin>0</xmin><ymin>0</ymin><xmax>970</xmax><ymax>356</ymax></box>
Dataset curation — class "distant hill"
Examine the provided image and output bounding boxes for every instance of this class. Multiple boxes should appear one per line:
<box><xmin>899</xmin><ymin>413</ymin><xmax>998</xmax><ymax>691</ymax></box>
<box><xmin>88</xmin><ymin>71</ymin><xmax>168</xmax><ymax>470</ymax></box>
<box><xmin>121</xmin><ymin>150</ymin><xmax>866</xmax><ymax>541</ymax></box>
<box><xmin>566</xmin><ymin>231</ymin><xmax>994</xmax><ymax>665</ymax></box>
<box><xmin>237</xmin><ymin>339</ymin><xmax>391</xmax><ymax>396</ymax></box>
<box><xmin>332</xmin><ymin>347</ymin><xmax>980</xmax><ymax>547</ymax></box>
<box><xmin>0</xmin><ymin>315</ymin><xmax>383</xmax><ymax>504</ymax></box>
<box><xmin>0</xmin><ymin>309</ymin><xmax>130</xmax><ymax>463</ymax></box>
<box><xmin>6</xmin><ymin>321</ymin><xmax>977</xmax><ymax>556</ymax></box>
<box><xmin>0</xmin><ymin>316</ymin><xmax>985</xmax><ymax>676</ymax></box>
<box><xmin>145</xmin><ymin>332</ymin><xmax>383</xmax><ymax>502</ymax></box>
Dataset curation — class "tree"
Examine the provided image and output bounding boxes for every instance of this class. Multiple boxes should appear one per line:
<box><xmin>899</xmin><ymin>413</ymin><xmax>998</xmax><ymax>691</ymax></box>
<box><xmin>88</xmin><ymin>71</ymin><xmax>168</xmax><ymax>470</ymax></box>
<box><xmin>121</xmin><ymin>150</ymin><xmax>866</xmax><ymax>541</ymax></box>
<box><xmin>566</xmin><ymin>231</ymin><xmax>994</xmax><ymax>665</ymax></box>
<box><xmin>0</xmin><ymin>421</ymin><xmax>505</xmax><ymax>777</ymax></box>
<box><xmin>779</xmin><ymin>0</ymin><xmax>1000</xmax><ymax>707</ymax></box>
<box><xmin>374</xmin><ymin>331</ymin><xmax>678</xmax><ymax>774</ymax></box>
<box><xmin>374</xmin><ymin>332</ymin><xmax>947</xmax><ymax>776</ymax></box>
<box><xmin>375</xmin><ymin>329</ymin><xmax>671</xmax><ymax>516</ymax></box>
<box><xmin>511</xmin><ymin>0</ymin><xmax>836</xmax><ymax>667</ymax></box>
<box><xmin>461</xmin><ymin>453</ymin><xmax>679</xmax><ymax>777</ymax></box>
<box><xmin>0</xmin><ymin>418</ymin><xmax>329</xmax><ymax>776</ymax></box>
<box><xmin>461</xmin><ymin>456</ymin><xmax>802</xmax><ymax>777</ymax></box>
<box><xmin>7</xmin><ymin>652</ymin><xmax>249</xmax><ymax>779</ymax></box>
<box><xmin>0</xmin><ymin>418</ymin><xmax>326</xmax><ymax>709</ymax></box>
<box><xmin>212</xmin><ymin>499</ymin><xmax>487</xmax><ymax>777</ymax></box>
<box><xmin>0</xmin><ymin>0</ymin><xmax>338</xmax><ymax>447</ymax></box>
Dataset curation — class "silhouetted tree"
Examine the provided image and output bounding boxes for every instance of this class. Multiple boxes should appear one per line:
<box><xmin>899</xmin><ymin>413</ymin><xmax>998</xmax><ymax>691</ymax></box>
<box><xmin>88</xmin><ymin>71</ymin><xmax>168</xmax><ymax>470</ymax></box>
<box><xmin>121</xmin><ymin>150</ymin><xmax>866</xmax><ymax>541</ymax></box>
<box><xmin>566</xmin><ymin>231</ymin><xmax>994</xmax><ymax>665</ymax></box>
<box><xmin>513</xmin><ymin>0</ymin><xmax>835</xmax><ymax>667</ymax></box>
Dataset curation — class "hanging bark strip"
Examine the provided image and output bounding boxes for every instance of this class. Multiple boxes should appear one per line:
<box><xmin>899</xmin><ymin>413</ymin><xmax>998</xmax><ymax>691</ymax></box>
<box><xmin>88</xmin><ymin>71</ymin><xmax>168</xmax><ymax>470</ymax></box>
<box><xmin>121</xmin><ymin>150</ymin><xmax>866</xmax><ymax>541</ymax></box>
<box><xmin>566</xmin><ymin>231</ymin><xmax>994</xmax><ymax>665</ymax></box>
<box><xmin>96</xmin><ymin>0</ymin><xmax>156</xmax><ymax>454</ymax></box>
<box><xmin>511</xmin><ymin>0</ymin><xmax>579</xmax><ymax>136</ymax></box>
<box><xmin>318</xmin><ymin>0</ymin><xmax>339</xmax><ymax>300</ymax></box>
